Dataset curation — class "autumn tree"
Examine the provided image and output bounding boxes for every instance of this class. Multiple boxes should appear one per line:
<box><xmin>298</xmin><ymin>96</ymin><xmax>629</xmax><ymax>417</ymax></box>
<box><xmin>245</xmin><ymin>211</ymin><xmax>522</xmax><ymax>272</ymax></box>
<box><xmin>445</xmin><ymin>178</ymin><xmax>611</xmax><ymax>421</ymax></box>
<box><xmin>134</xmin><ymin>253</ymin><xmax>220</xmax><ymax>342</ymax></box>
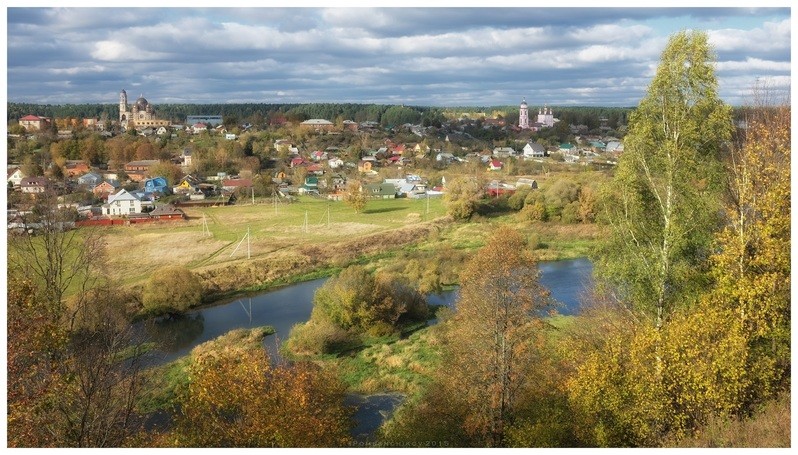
<box><xmin>8</xmin><ymin>190</ymin><xmax>106</xmax><ymax>318</ymax></box>
<box><xmin>148</xmin><ymin>161</ymin><xmax>184</xmax><ymax>186</ymax></box>
<box><xmin>593</xmin><ymin>30</ymin><xmax>733</xmax><ymax>329</ymax></box>
<box><xmin>142</xmin><ymin>266</ymin><xmax>203</xmax><ymax>316</ymax></box>
<box><xmin>708</xmin><ymin>97</ymin><xmax>791</xmax><ymax>402</ymax></box>
<box><xmin>8</xmin><ymin>247</ymin><xmax>147</xmax><ymax>447</ymax></box>
<box><xmin>170</xmin><ymin>334</ymin><xmax>352</xmax><ymax>447</ymax></box>
<box><xmin>444</xmin><ymin>175</ymin><xmax>483</xmax><ymax>220</ymax></box>
<box><xmin>444</xmin><ymin>226</ymin><xmax>551</xmax><ymax>446</ymax></box>
<box><xmin>343</xmin><ymin>180</ymin><xmax>366</xmax><ymax>213</ymax></box>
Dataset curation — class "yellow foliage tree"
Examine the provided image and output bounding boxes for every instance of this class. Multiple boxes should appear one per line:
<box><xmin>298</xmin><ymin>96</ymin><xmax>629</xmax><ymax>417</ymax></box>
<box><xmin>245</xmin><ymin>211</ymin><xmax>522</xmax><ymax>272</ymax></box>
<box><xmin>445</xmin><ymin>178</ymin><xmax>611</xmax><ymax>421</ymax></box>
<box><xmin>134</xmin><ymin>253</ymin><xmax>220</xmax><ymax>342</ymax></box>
<box><xmin>170</xmin><ymin>338</ymin><xmax>352</xmax><ymax>447</ymax></box>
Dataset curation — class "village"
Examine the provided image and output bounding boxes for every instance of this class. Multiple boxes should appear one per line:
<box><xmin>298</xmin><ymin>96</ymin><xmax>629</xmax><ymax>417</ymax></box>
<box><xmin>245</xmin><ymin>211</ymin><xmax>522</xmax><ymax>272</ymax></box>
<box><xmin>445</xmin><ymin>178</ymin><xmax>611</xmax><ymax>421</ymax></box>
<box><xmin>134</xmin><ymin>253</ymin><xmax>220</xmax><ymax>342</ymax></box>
<box><xmin>7</xmin><ymin>94</ymin><xmax>625</xmax><ymax>231</ymax></box>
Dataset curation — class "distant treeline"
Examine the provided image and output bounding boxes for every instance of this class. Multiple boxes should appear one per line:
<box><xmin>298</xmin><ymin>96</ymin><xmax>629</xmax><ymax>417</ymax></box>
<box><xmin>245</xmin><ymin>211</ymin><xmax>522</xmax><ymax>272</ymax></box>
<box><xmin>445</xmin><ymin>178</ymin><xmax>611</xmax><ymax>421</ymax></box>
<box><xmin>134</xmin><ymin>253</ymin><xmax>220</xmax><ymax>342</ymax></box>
<box><xmin>7</xmin><ymin>102</ymin><xmax>751</xmax><ymax>130</ymax></box>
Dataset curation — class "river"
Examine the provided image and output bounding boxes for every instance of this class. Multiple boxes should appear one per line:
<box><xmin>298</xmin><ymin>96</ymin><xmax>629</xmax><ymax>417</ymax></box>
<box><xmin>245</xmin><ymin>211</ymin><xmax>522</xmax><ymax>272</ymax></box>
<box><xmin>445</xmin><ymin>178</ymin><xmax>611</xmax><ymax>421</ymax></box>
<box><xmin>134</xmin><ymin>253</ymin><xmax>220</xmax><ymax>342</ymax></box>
<box><xmin>144</xmin><ymin>257</ymin><xmax>593</xmax><ymax>364</ymax></box>
<box><xmin>140</xmin><ymin>257</ymin><xmax>593</xmax><ymax>440</ymax></box>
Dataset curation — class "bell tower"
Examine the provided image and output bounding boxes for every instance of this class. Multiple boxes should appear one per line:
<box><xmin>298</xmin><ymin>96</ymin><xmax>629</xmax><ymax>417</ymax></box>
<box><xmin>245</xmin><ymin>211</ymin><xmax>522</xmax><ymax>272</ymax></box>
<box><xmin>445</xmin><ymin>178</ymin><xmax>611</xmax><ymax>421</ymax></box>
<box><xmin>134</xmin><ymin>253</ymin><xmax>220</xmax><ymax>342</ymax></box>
<box><xmin>519</xmin><ymin>97</ymin><xmax>529</xmax><ymax>129</ymax></box>
<box><xmin>119</xmin><ymin>89</ymin><xmax>128</xmax><ymax>126</ymax></box>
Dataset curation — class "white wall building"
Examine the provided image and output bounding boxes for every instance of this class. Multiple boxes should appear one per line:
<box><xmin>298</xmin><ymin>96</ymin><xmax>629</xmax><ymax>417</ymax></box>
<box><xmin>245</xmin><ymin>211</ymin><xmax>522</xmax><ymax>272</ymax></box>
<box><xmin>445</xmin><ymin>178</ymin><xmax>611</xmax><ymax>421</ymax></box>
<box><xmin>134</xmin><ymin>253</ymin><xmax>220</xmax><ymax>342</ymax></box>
<box><xmin>103</xmin><ymin>189</ymin><xmax>142</xmax><ymax>216</ymax></box>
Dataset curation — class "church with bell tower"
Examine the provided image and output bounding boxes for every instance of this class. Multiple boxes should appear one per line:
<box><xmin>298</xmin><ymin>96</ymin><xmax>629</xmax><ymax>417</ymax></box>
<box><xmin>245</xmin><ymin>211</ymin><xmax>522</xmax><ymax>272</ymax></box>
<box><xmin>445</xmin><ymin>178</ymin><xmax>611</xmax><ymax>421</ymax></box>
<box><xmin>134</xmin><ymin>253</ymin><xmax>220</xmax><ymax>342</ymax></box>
<box><xmin>118</xmin><ymin>89</ymin><xmax>169</xmax><ymax>130</ymax></box>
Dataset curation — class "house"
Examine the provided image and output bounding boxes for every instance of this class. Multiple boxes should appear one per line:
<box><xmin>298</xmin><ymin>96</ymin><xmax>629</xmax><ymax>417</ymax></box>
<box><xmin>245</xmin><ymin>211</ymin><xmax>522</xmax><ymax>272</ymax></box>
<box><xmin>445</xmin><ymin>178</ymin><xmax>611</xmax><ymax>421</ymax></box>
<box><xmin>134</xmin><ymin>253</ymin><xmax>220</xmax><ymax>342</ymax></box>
<box><xmin>140</xmin><ymin>128</ymin><xmax>155</xmax><ymax>137</ymax></box>
<box><xmin>18</xmin><ymin>114</ymin><xmax>51</xmax><ymax>131</ymax></box>
<box><xmin>492</xmin><ymin>147</ymin><xmax>516</xmax><ymax>158</ymax></box>
<box><xmin>299</xmin><ymin>176</ymin><xmax>320</xmax><ymax>194</ymax></box>
<box><xmin>20</xmin><ymin>176</ymin><xmax>50</xmax><ymax>194</ymax></box>
<box><xmin>144</xmin><ymin>176</ymin><xmax>169</xmax><ymax>194</ymax></box>
<box><xmin>342</xmin><ymin>120</ymin><xmax>359</xmax><ymax>132</ymax></box>
<box><xmin>103</xmin><ymin>189</ymin><xmax>142</xmax><ymax>216</ymax></box>
<box><xmin>311</xmin><ymin>150</ymin><xmax>328</xmax><ymax>161</ymax></box>
<box><xmin>516</xmin><ymin>178</ymin><xmax>538</xmax><ymax>189</ymax></box>
<box><xmin>77</xmin><ymin>172</ymin><xmax>103</xmax><ymax>188</ymax></box>
<box><xmin>589</xmin><ymin>141</ymin><xmax>606</xmax><ymax>151</ymax></box>
<box><xmin>488</xmin><ymin>159</ymin><xmax>503</xmax><ymax>171</ymax></box>
<box><xmin>173</xmin><ymin>176</ymin><xmax>200</xmax><ymax>194</ymax></box>
<box><xmin>486</xmin><ymin>180</ymin><xmax>516</xmax><ymax>197</ymax></box>
<box><xmin>300</xmin><ymin>119</ymin><xmax>335</xmax><ymax>131</ymax></box>
<box><xmin>364</xmin><ymin>183</ymin><xmax>396</xmax><ymax>199</ymax></box>
<box><xmin>7</xmin><ymin>168</ymin><xmax>25</xmax><ymax>187</ymax></box>
<box><xmin>149</xmin><ymin>205</ymin><xmax>186</xmax><ymax>220</ymax></box>
<box><xmin>290</xmin><ymin>157</ymin><xmax>307</xmax><ymax>168</ymax></box>
<box><xmin>222</xmin><ymin>178</ymin><xmax>253</xmax><ymax>193</ymax></box>
<box><xmin>328</xmin><ymin>157</ymin><xmax>344</xmax><ymax>169</ymax></box>
<box><xmin>191</xmin><ymin>123</ymin><xmax>207</xmax><ymax>134</ymax></box>
<box><xmin>559</xmin><ymin>143</ymin><xmax>576</xmax><ymax>154</ymax></box>
<box><xmin>125</xmin><ymin>160</ymin><xmax>159</xmax><ymax>182</ymax></box>
<box><xmin>605</xmin><ymin>141</ymin><xmax>624</xmax><ymax>153</ymax></box>
<box><xmin>522</xmin><ymin>142</ymin><xmax>546</xmax><ymax>158</ymax></box>
<box><xmin>225</xmin><ymin>133</ymin><xmax>237</xmax><ymax>140</ymax></box>
<box><xmin>93</xmin><ymin>180</ymin><xmax>120</xmax><ymax>199</ymax></box>
<box><xmin>436</xmin><ymin>152</ymin><xmax>455</xmax><ymax>163</ymax></box>
<box><xmin>274</xmin><ymin>139</ymin><xmax>299</xmax><ymax>154</ymax></box>
<box><xmin>330</xmin><ymin>173</ymin><xmax>347</xmax><ymax>191</ymax></box>
<box><xmin>414</xmin><ymin>143</ymin><xmax>431</xmax><ymax>155</ymax></box>
<box><xmin>181</xmin><ymin>149</ymin><xmax>193</xmax><ymax>167</ymax></box>
<box><xmin>306</xmin><ymin>164</ymin><xmax>324</xmax><ymax>176</ymax></box>
<box><xmin>358</xmin><ymin>160</ymin><xmax>374</xmax><ymax>173</ymax></box>
<box><xmin>64</xmin><ymin>160</ymin><xmax>91</xmax><ymax>177</ymax></box>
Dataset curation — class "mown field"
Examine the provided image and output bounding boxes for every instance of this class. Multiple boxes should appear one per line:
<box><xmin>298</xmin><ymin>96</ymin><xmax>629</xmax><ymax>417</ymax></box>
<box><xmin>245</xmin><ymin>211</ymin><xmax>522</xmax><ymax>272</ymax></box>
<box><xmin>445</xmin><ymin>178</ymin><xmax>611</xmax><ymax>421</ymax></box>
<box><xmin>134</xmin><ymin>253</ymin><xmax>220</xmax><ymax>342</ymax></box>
<box><xmin>103</xmin><ymin>195</ymin><xmax>448</xmax><ymax>288</ymax></box>
<box><xmin>100</xmin><ymin>192</ymin><xmax>602</xmax><ymax>298</ymax></box>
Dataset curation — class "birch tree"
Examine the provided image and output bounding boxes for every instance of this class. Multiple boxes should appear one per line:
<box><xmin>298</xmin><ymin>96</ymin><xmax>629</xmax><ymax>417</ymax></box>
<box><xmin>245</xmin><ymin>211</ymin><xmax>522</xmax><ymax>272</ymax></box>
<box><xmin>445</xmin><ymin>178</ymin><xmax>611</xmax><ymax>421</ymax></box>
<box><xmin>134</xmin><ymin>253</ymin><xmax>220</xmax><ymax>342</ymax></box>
<box><xmin>594</xmin><ymin>30</ymin><xmax>733</xmax><ymax>328</ymax></box>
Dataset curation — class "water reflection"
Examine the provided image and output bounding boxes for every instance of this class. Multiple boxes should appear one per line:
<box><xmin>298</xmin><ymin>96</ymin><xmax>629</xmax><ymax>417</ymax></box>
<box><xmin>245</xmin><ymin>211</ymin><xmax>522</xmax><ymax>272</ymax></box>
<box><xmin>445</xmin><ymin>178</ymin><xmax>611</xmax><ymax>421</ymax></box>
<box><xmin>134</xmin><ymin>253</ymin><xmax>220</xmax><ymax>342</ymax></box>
<box><xmin>144</xmin><ymin>313</ymin><xmax>206</xmax><ymax>354</ymax></box>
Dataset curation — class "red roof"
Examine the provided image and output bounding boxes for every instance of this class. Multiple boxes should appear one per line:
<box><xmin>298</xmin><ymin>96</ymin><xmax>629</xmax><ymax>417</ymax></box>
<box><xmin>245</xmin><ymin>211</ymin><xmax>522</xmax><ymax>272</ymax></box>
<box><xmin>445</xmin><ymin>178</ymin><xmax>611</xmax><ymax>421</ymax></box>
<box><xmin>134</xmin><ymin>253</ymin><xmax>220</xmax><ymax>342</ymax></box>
<box><xmin>291</xmin><ymin>157</ymin><xmax>306</xmax><ymax>165</ymax></box>
<box><xmin>307</xmin><ymin>164</ymin><xmax>323</xmax><ymax>172</ymax></box>
<box><xmin>20</xmin><ymin>115</ymin><xmax>42</xmax><ymax>121</ymax></box>
<box><xmin>490</xmin><ymin>160</ymin><xmax>503</xmax><ymax>167</ymax></box>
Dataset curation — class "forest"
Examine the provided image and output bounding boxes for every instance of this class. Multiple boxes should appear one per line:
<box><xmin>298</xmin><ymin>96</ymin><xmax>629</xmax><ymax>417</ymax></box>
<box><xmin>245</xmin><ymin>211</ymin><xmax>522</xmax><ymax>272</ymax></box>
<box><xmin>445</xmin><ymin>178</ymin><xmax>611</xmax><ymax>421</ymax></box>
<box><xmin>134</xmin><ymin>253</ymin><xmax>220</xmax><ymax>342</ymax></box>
<box><xmin>6</xmin><ymin>31</ymin><xmax>790</xmax><ymax>448</ymax></box>
<box><xmin>8</xmin><ymin>99</ymin><xmax>635</xmax><ymax>131</ymax></box>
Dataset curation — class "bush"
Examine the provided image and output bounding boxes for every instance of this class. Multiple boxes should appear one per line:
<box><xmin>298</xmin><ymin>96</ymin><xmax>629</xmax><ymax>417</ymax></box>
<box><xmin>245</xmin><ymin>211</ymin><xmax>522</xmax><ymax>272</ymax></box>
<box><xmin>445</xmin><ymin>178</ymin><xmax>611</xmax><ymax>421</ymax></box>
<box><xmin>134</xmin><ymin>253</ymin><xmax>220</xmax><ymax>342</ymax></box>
<box><xmin>142</xmin><ymin>266</ymin><xmax>203</xmax><ymax>316</ymax></box>
<box><xmin>286</xmin><ymin>319</ymin><xmax>354</xmax><ymax>356</ymax></box>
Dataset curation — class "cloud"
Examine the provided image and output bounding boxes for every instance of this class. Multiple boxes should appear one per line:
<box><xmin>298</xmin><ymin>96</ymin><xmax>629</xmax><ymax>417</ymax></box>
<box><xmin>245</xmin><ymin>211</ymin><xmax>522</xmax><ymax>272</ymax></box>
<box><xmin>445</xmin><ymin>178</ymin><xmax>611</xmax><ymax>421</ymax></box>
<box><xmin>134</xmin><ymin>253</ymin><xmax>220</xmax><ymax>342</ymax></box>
<box><xmin>91</xmin><ymin>40</ymin><xmax>170</xmax><ymax>62</ymax></box>
<box><xmin>6</xmin><ymin>7</ymin><xmax>792</xmax><ymax>107</ymax></box>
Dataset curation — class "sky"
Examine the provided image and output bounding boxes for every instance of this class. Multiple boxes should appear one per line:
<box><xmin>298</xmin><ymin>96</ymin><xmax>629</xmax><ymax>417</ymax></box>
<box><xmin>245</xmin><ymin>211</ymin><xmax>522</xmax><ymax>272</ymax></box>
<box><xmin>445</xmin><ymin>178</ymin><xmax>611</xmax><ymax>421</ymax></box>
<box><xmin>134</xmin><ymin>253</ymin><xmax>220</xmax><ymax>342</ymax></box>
<box><xmin>3</xmin><ymin>4</ymin><xmax>793</xmax><ymax>107</ymax></box>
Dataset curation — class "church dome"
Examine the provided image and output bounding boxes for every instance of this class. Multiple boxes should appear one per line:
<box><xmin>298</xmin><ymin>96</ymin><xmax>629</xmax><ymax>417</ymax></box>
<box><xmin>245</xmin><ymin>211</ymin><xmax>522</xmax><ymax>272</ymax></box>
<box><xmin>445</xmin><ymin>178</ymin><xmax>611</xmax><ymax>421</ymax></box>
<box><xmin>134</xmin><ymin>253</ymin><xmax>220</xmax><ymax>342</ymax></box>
<box><xmin>135</xmin><ymin>96</ymin><xmax>149</xmax><ymax>109</ymax></box>
<box><xmin>520</xmin><ymin>98</ymin><xmax>527</xmax><ymax>107</ymax></box>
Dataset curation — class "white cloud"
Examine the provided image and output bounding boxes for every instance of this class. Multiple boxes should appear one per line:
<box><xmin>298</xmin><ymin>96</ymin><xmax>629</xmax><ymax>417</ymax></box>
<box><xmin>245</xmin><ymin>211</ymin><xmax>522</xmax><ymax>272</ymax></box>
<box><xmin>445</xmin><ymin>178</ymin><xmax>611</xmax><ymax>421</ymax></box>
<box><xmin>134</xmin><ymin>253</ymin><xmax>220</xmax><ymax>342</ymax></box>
<box><xmin>708</xmin><ymin>19</ymin><xmax>791</xmax><ymax>53</ymax></box>
<box><xmin>91</xmin><ymin>40</ymin><xmax>169</xmax><ymax>61</ymax></box>
<box><xmin>716</xmin><ymin>58</ymin><xmax>792</xmax><ymax>73</ymax></box>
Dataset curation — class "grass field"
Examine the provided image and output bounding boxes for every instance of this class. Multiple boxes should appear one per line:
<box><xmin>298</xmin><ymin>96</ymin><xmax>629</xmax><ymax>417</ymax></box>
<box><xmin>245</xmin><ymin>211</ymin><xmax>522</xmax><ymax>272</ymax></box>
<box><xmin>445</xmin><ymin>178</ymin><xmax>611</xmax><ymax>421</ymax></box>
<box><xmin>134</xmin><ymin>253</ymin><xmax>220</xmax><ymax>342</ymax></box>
<box><xmin>102</xmin><ymin>195</ymin><xmax>448</xmax><ymax>288</ymax></box>
<box><xmin>95</xmin><ymin>191</ymin><xmax>600</xmax><ymax>304</ymax></box>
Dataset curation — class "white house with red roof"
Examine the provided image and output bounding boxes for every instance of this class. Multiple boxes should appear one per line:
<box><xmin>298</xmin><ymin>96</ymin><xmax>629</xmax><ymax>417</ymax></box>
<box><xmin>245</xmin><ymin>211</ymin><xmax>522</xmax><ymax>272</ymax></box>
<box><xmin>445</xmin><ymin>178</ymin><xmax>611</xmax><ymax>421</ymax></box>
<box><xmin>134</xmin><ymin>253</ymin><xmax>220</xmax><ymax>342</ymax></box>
<box><xmin>191</xmin><ymin>123</ymin><xmax>208</xmax><ymax>134</ymax></box>
<box><xmin>488</xmin><ymin>159</ymin><xmax>504</xmax><ymax>171</ymax></box>
<box><xmin>18</xmin><ymin>115</ymin><xmax>51</xmax><ymax>131</ymax></box>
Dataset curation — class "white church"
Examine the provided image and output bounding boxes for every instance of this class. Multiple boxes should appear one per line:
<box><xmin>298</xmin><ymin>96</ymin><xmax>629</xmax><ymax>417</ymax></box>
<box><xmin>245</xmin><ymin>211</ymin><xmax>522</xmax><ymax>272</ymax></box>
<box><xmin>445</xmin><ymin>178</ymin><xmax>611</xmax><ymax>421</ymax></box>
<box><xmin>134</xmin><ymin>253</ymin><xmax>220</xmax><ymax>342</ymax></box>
<box><xmin>518</xmin><ymin>98</ymin><xmax>556</xmax><ymax>131</ymax></box>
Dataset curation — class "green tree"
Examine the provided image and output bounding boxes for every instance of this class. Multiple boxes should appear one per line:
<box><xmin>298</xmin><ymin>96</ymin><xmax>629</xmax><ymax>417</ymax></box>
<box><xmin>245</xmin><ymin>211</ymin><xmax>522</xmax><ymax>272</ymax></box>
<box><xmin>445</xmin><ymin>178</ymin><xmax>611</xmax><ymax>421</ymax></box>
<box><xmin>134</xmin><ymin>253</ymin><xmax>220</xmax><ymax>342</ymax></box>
<box><xmin>593</xmin><ymin>30</ymin><xmax>733</xmax><ymax>329</ymax></box>
<box><xmin>142</xmin><ymin>266</ymin><xmax>203</xmax><ymax>316</ymax></box>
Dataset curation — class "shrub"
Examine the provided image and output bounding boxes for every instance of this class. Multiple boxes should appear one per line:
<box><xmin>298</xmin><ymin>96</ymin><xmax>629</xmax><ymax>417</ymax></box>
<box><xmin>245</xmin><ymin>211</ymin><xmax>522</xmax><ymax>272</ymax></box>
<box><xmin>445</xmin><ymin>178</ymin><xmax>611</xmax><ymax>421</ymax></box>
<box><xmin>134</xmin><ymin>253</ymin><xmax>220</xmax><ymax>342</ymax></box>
<box><xmin>142</xmin><ymin>266</ymin><xmax>203</xmax><ymax>316</ymax></box>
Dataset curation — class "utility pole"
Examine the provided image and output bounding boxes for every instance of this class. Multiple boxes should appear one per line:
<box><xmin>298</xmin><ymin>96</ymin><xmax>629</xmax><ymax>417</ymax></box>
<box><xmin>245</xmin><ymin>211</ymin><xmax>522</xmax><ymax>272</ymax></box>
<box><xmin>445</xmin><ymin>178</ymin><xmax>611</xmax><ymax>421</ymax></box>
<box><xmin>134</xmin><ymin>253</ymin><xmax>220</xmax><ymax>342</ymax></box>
<box><xmin>247</xmin><ymin>226</ymin><xmax>250</xmax><ymax>259</ymax></box>
<box><xmin>303</xmin><ymin>211</ymin><xmax>308</xmax><ymax>233</ymax></box>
